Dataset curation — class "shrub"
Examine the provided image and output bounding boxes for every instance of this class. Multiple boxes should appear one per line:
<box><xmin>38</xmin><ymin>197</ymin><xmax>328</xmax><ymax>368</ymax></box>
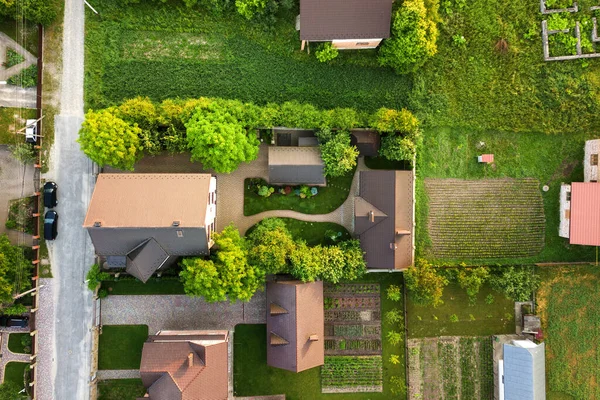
<box><xmin>404</xmin><ymin>258</ymin><xmax>448</xmax><ymax>307</ymax></box>
<box><xmin>489</xmin><ymin>266</ymin><xmax>540</xmax><ymax>302</ymax></box>
<box><xmin>371</xmin><ymin>108</ymin><xmax>419</xmax><ymax>133</ymax></box>
<box><xmin>20</xmin><ymin>334</ymin><xmax>32</xmax><ymax>350</ymax></box>
<box><xmin>2</xmin><ymin>303</ymin><xmax>27</xmax><ymax>316</ymax></box>
<box><xmin>386</xmin><ymin>285</ymin><xmax>402</xmax><ymax>301</ymax></box>
<box><xmin>457</xmin><ymin>266</ymin><xmax>490</xmax><ymax>300</ymax></box>
<box><xmin>449</xmin><ymin>314</ymin><xmax>459</xmax><ymax>322</ymax></box>
<box><xmin>86</xmin><ymin>264</ymin><xmax>110</xmax><ymax>292</ymax></box>
<box><xmin>257</xmin><ymin>185</ymin><xmax>274</xmax><ymax>197</ymax></box>
<box><xmin>8</xmin><ymin>143</ymin><xmax>36</xmax><ymax>164</ymax></box>
<box><xmin>390</xmin><ymin>376</ymin><xmax>407</xmax><ymax>395</ymax></box>
<box><xmin>3</xmin><ymin>49</ymin><xmax>24</xmax><ymax>68</ymax></box>
<box><xmin>485</xmin><ymin>294</ymin><xmax>494</xmax><ymax>304</ymax></box>
<box><xmin>7</xmin><ymin>65</ymin><xmax>37</xmax><ymax>88</ymax></box>
<box><xmin>380</xmin><ymin>134</ymin><xmax>417</xmax><ymax>161</ymax></box>
<box><xmin>315</xmin><ymin>42</ymin><xmax>339</xmax><ymax>63</ymax></box>
<box><xmin>385</xmin><ymin>309</ymin><xmax>403</xmax><ymax>325</ymax></box>
<box><xmin>389</xmin><ymin>354</ymin><xmax>401</xmax><ymax>365</ymax></box>
<box><xmin>387</xmin><ymin>330</ymin><xmax>403</xmax><ymax>346</ymax></box>
<box><xmin>247</xmin><ymin>218</ymin><xmax>295</xmax><ymax>274</ymax></box>
<box><xmin>378</xmin><ymin>0</ymin><xmax>439</xmax><ymax>74</ymax></box>
<box><xmin>98</xmin><ymin>289</ymin><xmax>109</xmax><ymax>299</ymax></box>
<box><xmin>319</xmin><ymin>131</ymin><xmax>359</xmax><ymax>177</ymax></box>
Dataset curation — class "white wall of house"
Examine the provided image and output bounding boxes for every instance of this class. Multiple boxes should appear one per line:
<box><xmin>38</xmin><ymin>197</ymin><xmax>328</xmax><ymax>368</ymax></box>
<box><xmin>332</xmin><ymin>39</ymin><xmax>382</xmax><ymax>49</ymax></box>
<box><xmin>584</xmin><ymin>139</ymin><xmax>599</xmax><ymax>182</ymax></box>
<box><xmin>206</xmin><ymin>177</ymin><xmax>217</xmax><ymax>245</ymax></box>
<box><xmin>559</xmin><ymin>183</ymin><xmax>571</xmax><ymax>238</ymax></box>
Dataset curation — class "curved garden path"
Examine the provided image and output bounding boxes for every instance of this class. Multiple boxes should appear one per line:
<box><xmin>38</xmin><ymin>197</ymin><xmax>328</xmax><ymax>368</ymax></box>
<box><xmin>216</xmin><ymin>144</ymin><xmax>368</xmax><ymax>235</ymax></box>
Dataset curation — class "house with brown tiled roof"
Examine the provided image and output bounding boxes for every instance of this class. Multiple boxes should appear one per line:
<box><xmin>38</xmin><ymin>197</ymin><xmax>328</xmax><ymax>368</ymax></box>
<box><xmin>298</xmin><ymin>0</ymin><xmax>394</xmax><ymax>50</ymax></box>
<box><xmin>354</xmin><ymin>170</ymin><xmax>414</xmax><ymax>270</ymax></box>
<box><xmin>83</xmin><ymin>174</ymin><xmax>217</xmax><ymax>282</ymax></box>
<box><xmin>138</xmin><ymin>330</ymin><xmax>229</xmax><ymax>400</ymax></box>
<box><xmin>559</xmin><ymin>139</ymin><xmax>600</xmax><ymax>245</ymax></box>
<box><xmin>266</xmin><ymin>280</ymin><xmax>324</xmax><ymax>372</ymax></box>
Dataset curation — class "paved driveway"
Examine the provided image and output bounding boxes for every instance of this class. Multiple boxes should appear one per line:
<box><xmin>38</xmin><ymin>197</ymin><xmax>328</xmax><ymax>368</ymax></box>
<box><xmin>100</xmin><ymin>290</ymin><xmax>266</xmax><ymax>334</ymax></box>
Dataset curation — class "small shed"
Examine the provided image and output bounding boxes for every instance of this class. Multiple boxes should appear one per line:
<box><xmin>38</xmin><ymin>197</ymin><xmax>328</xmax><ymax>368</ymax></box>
<box><xmin>502</xmin><ymin>340</ymin><xmax>546</xmax><ymax>400</ymax></box>
<box><xmin>350</xmin><ymin>130</ymin><xmax>380</xmax><ymax>157</ymax></box>
<box><xmin>268</xmin><ymin>146</ymin><xmax>326</xmax><ymax>186</ymax></box>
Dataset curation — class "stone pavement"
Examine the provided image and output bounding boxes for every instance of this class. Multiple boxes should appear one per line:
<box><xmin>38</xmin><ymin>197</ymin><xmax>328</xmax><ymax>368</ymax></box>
<box><xmin>0</xmin><ymin>331</ymin><xmax>31</xmax><ymax>383</ymax></box>
<box><xmin>34</xmin><ymin>278</ymin><xmax>54</xmax><ymax>400</ymax></box>
<box><xmin>96</xmin><ymin>369</ymin><xmax>140</xmax><ymax>380</ymax></box>
<box><xmin>100</xmin><ymin>290</ymin><xmax>266</xmax><ymax>334</ymax></box>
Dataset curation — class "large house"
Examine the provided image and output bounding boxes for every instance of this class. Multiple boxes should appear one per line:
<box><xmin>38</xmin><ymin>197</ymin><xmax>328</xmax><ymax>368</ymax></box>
<box><xmin>559</xmin><ymin>139</ymin><xmax>600</xmax><ymax>245</ymax></box>
<box><xmin>83</xmin><ymin>174</ymin><xmax>216</xmax><ymax>282</ymax></box>
<box><xmin>354</xmin><ymin>170</ymin><xmax>414</xmax><ymax>270</ymax></box>
<box><xmin>499</xmin><ymin>340</ymin><xmax>546</xmax><ymax>400</ymax></box>
<box><xmin>298</xmin><ymin>0</ymin><xmax>394</xmax><ymax>50</ymax></box>
<box><xmin>268</xmin><ymin>146</ymin><xmax>326</xmax><ymax>186</ymax></box>
<box><xmin>266</xmin><ymin>280</ymin><xmax>324</xmax><ymax>372</ymax></box>
<box><xmin>138</xmin><ymin>330</ymin><xmax>229</xmax><ymax>400</ymax></box>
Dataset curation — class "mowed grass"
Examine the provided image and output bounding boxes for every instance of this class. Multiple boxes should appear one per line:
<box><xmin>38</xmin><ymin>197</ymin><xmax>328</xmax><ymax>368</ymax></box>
<box><xmin>98</xmin><ymin>325</ymin><xmax>148</xmax><ymax>370</ymax></box>
<box><xmin>97</xmin><ymin>379</ymin><xmax>146</xmax><ymax>400</ymax></box>
<box><xmin>3</xmin><ymin>362</ymin><xmax>28</xmax><ymax>388</ymax></box>
<box><xmin>0</xmin><ymin>108</ymin><xmax>37</xmax><ymax>145</ymax></box>
<box><xmin>425</xmin><ymin>178</ymin><xmax>545</xmax><ymax>260</ymax></box>
<box><xmin>244</xmin><ymin>171</ymin><xmax>354</xmax><ymax>216</ymax></box>
<box><xmin>537</xmin><ymin>265</ymin><xmax>600</xmax><ymax>400</ymax></box>
<box><xmin>84</xmin><ymin>0</ymin><xmax>411</xmax><ymax>111</ymax></box>
<box><xmin>8</xmin><ymin>333</ymin><xmax>31</xmax><ymax>354</ymax></box>
<box><xmin>406</xmin><ymin>282</ymin><xmax>515</xmax><ymax>338</ymax></box>
<box><xmin>234</xmin><ymin>273</ymin><xmax>406</xmax><ymax>399</ymax></box>
<box><xmin>245</xmin><ymin>218</ymin><xmax>350</xmax><ymax>246</ymax></box>
<box><xmin>417</xmin><ymin>127</ymin><xmax>596</xmax><ymax>264</ymax></box>
<box><xmin>101</xmin><ymin>277</ymin><xmax>185</xmax><ymax>296</ymax></box>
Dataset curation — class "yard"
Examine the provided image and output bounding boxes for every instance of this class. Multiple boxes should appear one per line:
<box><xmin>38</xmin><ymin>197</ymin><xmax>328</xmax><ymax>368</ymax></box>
<box><xmin>406</xmin><ymin>282</ymin><xmax>515</xmax><ymax>338</ymax></box>
<box><xmin>417</xmin><ymin>127</ymin><xmax>597</xmax><ymax>264</ymax></box>
<box><xmin>5</xmin><ymin>197</ymin><xmax>35</xmax><ymax>234</ymax></box>
<box><xmin>407</xmin><ymin>336</ymin><xmax>493</xmax><ymax>400</ymax></box>
<box><xmin>8</xmin><ymin>333</ymin><xmax>31</xmax><ymax>354</ymax></box>
<box><xmin>536</xmin><ymin>265</ymin><xmax>600</xmax><ymax>400</ymax></box>
<box><xmin>244</xmin><ymin>172</ymin><xmax>354</xmax><ymax>216</ymax></box>
<box><xmin>98</xmin><ymin>325</ymin><xmax>148</xmax><ymax>370</ymax></box>
<box><xmin>97</xmin><ymin>379</ymin><xmax>146</xmax><ymax>400</ymax></box>
<box><xmin>0</xmin><ymin>108</ymin><xmax>36</xmax><ymax>145</ymax></box>
<box><xmin>246</xmin><ymin>218</ymin><xmax>350</xmax><ymax>247</ymax></box>
<box><xmin>234</xmin><ymin>273</ymin><xmax>406</xmax><ymax>399</ymax></box>
<box><xmin>3</xmin><ymin>361</ymin><xmax>28</xmax><ymax>387</ymax></box>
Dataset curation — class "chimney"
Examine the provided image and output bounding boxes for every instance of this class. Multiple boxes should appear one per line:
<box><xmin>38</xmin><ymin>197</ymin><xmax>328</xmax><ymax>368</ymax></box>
<box><xmin>94</xmin><ymin>221</ymin><xmax>101</xmax><ymax>227</ymax></box>
<box><xmin>309</xmin><ymin>334</ymin><xmax>319</xmax><ymax>341</ymax></box>
<box><xmin>188</xmin><ymin>352</ymin><xmax>194</xmax><ymax>367</ymax></box>
<box><xmin>172</xmin><ymin>221</ymin><xmax>180</xmax><ymax>227</ymax></box>
<box><xmin>369</xmin><ymin>210</ymin><xmax>374</xmax><ymax>222</ymax></box>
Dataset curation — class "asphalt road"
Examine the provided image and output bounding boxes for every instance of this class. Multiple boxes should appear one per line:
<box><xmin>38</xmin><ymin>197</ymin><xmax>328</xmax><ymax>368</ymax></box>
<box><xmin>42</xmin><ymin>0</ymin><xmax>96</xmax><ymax>399</ymax></box>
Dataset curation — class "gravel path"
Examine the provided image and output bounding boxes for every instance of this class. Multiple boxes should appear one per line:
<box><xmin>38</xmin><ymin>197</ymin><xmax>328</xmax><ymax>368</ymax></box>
<box><xmin>0</xmin><ymin>332</ymin><xmax>31</xmax><ymax>383</ymax></box>
<box><xmin>33</xmin><ymin>278</ymin><xmax>54</xmax><ymax>400</ymax></box>
<box><xmin>96</xmin><ymin>370</ymin><xmax>140</xmax><ymax>380</ymax></box>
<box><xmin>101</xmin><ymin>291</ymin><xmax>266</xmax><ymax>334</ymax></box>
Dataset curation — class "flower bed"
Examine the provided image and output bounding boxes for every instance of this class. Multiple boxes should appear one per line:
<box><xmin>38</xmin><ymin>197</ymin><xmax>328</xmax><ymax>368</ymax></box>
<box><xmin>321</xmin><ymin>356</ymin><xmax>383</xmax><ymax>393</ymax></box>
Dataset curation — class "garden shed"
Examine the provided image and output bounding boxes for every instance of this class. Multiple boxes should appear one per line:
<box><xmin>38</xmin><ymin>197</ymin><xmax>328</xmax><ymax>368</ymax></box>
<box><xmin>298</xmin><ymin>0</ymin><xmax>393</xmax><ymax>50</ymax></box>
<box><xmin>350</xmin><ymin>129</ymin><xmax>380</xmax><ymax>157</ymax></box>
<box><xmin>268</xmin><ymin>146</ymin><xmax>326</xmax><ymax>186</ymax></box>
<box><xmin>500</xmin><ymin>340</ymin><xmax>545</xmax><ymax>400</ymax></box>
<box><xmin>565</xmin><ymin>182</ymin><xmax>600</xmax><ymax>246</ymax></box>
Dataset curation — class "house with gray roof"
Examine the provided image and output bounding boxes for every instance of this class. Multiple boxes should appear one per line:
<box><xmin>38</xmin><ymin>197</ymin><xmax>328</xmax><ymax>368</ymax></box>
<box><xmin>83</xmin><ymin>174</ymin><xmax>217</xmax><ymax>282</ymax></box>
<box><xmin>500</xmin><ymin>340</ymin><xmax>546</xmax><ymax>400</ymax></box>
<box><xmin>354</xmin><ymin>170</ymin><xmax>414</xmax><ymax>270</ymax></box>
<box><xmin>268</xmin><ymin>146</ymin><xmax>326</xmax><ymax>186</ymax></box>
<box><xmin>266</xmin><ymin>280</ymin><xmax>324</xmax><ymax>372</ymax></box>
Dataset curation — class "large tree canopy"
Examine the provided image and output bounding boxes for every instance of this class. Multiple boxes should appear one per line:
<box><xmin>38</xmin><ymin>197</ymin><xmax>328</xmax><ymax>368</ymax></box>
<box><xmin>404</xmin><ymin>258</ymin><xmax>448</xmax><ymax>307</ymax></box>
<box><xmin>319</xmin><ymin>131</ymin><xmax>359</xmax><ymax>177</ymax></box>
<box><xmin>0</xmin><ymin>0</ymin><xmax>60</xmax><ymax>25</ymax></box>
<box><xmin>0</xmin><ymin>234</ymin><xmax>31</xmax><ymax>308</ymax></box>
<box><xmin>246</xmin><ymin>218</ymin><xmax>295</xmax><ymax>275</ymax></box>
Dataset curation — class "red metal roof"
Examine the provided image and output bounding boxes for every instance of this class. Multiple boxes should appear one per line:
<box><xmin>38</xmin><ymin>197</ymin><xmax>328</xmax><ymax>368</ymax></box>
<box><xmin>570</xmin><ymin>182</ymin><xmax>600</xmax><ymax>246</ymax></box>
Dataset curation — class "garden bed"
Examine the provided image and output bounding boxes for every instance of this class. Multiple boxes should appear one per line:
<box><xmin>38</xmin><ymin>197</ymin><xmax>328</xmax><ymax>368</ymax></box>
<box><xmin>244</xmin><ymin>172</ymin><xmax>354</xmax><ymax>215</ymax></box>
<box><xmin>5</xmin><ymin>197</ymin><xmax>36</xmax><ymax>234</ymax></box>
<box><xmin>321</xmin><ymin>356</ymin><xmax>383</xmax><ymax>393</ymax></box>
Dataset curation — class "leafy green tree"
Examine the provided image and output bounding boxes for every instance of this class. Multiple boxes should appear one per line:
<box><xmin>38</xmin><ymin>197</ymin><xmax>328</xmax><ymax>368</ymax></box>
<box><xmin>0</xmin><ymin>0</ymin><xmax>60</xmax><ymax>25</ymax></box>
<box><xmin>380</xmin><ymin>135</ymin><xmax>417</xmax><ymax>161</ymax></box>
<box><xmin>378</xmin><ymin>0</ymin><xmax>439</xmax><ymax>74</ymax></box>
<box><xmin>186</xmin><ymin>106</ymin><xmax>259</xmax><ymax>173</ymax></box>
<box><xmin>489</xmin><ymin>266</ymin><xmax>540</xmax><ymax>301</ymax></box>
<box><xmin>0</xmin><ymin>234</ymin><xmax>31</xmax><ymax>307</ymax></box>
<box><xmin>235</xmin><ymin>0</ymin><xmax>269</xmax><ymax>19</ymax></box>
<box><xmin>457</xmin><ymin>266</ymin><xmax>490</xmax><ymax>300</ymax></box>
<box><xmin>289</xmin><ymin>241</ymin><xmax>323</xmax><ymax>282</ymax></box>
<box><xmin>371</xmin><ymin>108</ymin><xmax>419</xmax><ymax>134</ymax></box>
<box><xmin>86</xmin><ymin>264</ymin><xmax>110</xmax><ymax>292</ymax></box>
<box><xmin>338</xmin><ymin>239</ymin><xmax>367</xmax><ymax>281</ymax></box>
<box><xmin>319</xmin><ymin>131</ymin><xmax>359</xmax><ymax>177</ymax></box>
<box><xmin>404</xmin><ymin>258</ymin><xmax>448</xmax><ymax>307</ymax></box>
<box><xmin>247</xmin><ymin>218</ymin><xmax>295</xmax><ymax>274</ymax></box>
<box><xmin>78</xmin><ymin>109</ymin><xmax>142</xmax><ymax>171</ymax></box>
<box><xmin>0</xmin><ymin>381</ymin><xmax>27</xmax><ymax>400</ymax></box>
<box><xmin>116</xmin><ymin>97</ymin><xmax>163</xmax><ymax>155</ymax></box>
<box><xmin>180</xmin><ymin>225</ymin><xmax>264</xmax><ymax>303</ymax></box>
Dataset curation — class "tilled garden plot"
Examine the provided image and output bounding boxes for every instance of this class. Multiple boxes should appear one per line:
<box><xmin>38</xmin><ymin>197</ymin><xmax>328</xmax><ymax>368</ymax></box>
<box><xmin>321</xmin><ymin>283</ymin><xmax>383</xmax><ymax>393</ymax></box>
<box><xmin>407</xmin><ymin>336</ymin><xmax>493</xmax><ymax>400</ymax></box>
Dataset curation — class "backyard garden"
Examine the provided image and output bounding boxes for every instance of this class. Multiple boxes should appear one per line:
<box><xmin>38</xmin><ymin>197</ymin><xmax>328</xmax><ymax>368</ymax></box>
<box><xmin>233</xmin><ymin>273</ymin><xmax>406</xmax><ymax>399</ymax></box>
<box><xmin>537</xmin><ymin>265</ymin><xmax>600</xmax><ymax>400</ymax></box>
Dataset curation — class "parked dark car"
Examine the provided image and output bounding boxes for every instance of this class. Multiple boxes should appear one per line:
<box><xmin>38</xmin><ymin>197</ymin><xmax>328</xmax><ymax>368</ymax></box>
<box><xmin>0</xmin><ymin>316</ymin><xmax>29</xmax><ymax>328</ymax></box>
<box><xmin>43</xmin><ymin>181</ymin><xmax>58</xmax><ymax>208</ymax></box>
<box><xmin>44</xmin><ymin>210</ymin><xmax>58</xmax><ymax>240</ymax></box>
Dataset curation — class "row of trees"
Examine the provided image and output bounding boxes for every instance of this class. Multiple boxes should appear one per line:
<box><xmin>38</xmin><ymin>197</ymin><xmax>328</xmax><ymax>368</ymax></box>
<box><xmin>180</xmin><ymin>218</ymin><xmax>367</xmax><ymax>302</ymax></box>
<box><xmin>79</xmin><ymin>96</ymin><xmax>421</xmax><ymax>172</ymax></box>
<box><xmin>404</xmin><ymin>259</ymin><xmax>541</xmax><ymax>306</ymax></box>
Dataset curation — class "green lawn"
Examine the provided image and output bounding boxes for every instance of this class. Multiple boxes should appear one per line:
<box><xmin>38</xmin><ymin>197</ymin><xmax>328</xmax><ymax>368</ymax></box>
<box><xmin>234</xmin><ymin>273</ymin><xmax>406</xmax><ymax>399</ymax></box>
<box><xmin>245</xmin><ymin>218</ymin><xmax>350</xmax><ymax>246</ymax></box>
<box><xmin>0</xmin><ymin>108</ymin><xmax>37</xmax><ymax>145</ymax></box>
<box><xmin>416</xmin><ymin>127</ymin><xmax>596</xmax><ymax>265</ymax></box>
<box><xmin>537</xmin><ymin>265</ymin><xmax>600</xmax><ymax>400</ymax></box>
<box><xmin>8</xmin><ymin>333</ymin><xmax>31</xmax><ymax>354</ymax></box>
<box><xmin>3</xmin><ymin>362</ymin><xmax>28</xmax><ymax>388</ymax></box>
<box><xmin>98</xmin><ymin>325</ymin><xmax>148</xmax><ymax>370</ymax></box>
<box><xmin>101</xmin><ymin>277</ymin><xmax>184</xmax><ymax>295</ymax></box>
<box><xmin>97</xmin><ymin>379</ymin><xmax>146</xmax><ymax>400</ymax></box>
<box><xmin>244</xmin><ymin>172</ymin><xmax>354</xmax><ymax>216</ymax></box>
<box><xmin>406</xmin><ymin>282</ymin><xmax>515</xmax><ymax>338</ymax></box>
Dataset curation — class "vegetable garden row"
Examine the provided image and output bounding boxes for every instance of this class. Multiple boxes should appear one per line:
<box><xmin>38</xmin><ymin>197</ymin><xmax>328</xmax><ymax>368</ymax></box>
<box><xmin>425</xmin><ymin>178</ymin><xmax>545</xmax><ymax>259</ymax></box>
<box><xmin>321</xmin><ymin>356</ymin><xmax>383</xmax><ymax>393</ymax></box>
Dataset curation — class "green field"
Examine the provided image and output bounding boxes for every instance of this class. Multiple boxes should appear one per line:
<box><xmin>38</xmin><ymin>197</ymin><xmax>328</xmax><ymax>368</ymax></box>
<box><xmin>97</xmin><ymin>379</ymin><xmax>146</xmax><ymax>400</ymax></box>
<box><xmin>234</xmin><ymin>273</ymin><xmax>406</xmax><ymax>399</ymax></box>
<box><xmin>406</xmin><ymin>282</ymin><xmax>515</xmax><ymax>338</ymax></box>
<box><xmin>417</xmin><ymin>127</ymin><xmax>596</xmax><ymax>264</ymax></box>
<box><xmin>98</xmin><ymin>325</ymin><xmax>148</xmax><ymax>370</ymax></box>
<box><xmin>537</xmin><ymin>265</ymin><xmax>600</xmax><ymax>400</ymax></box>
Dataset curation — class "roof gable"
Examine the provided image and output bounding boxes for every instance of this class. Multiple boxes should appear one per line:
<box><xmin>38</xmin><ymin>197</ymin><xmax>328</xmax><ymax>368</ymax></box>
<box><xmin>570</xmin><ymin>182</ymin><xmax>600</xmax><ymax>246</ymax></box>
<box><xmin>126</xmin><ymin>238</ymin><xmax>171</xmax><ymax>283</ymax></box>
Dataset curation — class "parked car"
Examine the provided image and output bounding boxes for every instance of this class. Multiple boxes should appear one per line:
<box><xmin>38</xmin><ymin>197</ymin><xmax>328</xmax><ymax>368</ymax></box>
<box><xmin>43</xmin><ymin>181</ymin><xmax>58</xmax><ymax>208</ymax></box>
<box><xmin>25</xmin><ymin>119</ymin><xmax>37</xmax><ymax>143</ymax></box>
<box><xmin>0</xmin><ymin>316</ymin><xmax>29</xmax><ymax>328</ymax></box>
<box><xmin>44</xmin><ymin>210</ymin><xmax>58</xmax><ymax>240</ymax></box>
